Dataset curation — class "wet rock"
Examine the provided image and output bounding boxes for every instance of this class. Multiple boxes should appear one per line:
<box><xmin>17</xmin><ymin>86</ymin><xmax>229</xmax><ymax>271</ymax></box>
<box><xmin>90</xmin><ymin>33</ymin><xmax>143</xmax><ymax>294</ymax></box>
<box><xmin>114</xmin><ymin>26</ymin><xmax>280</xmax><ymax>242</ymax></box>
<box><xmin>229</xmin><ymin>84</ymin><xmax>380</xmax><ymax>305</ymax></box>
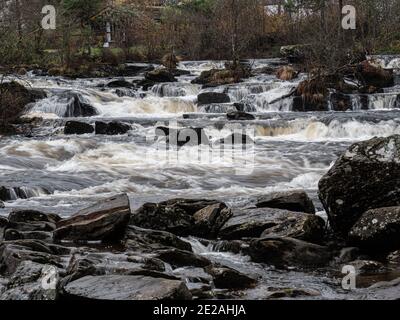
<box><xmin>192</xmin><ymin>203</ymin><xmax>232</xmax><ymax>238</ymax></box>
<box><xmin>155</xmin><ymin>249</ymin><xmax>211</xmax><ymax>268</ymax></box>
<box><xmin>120</xmin><ymin>63</ymin><xmax>154</xmax><ymax>76</ymax></box>
<box><xmin>348</xmin><ymin>207</ymin><xmax>400</xmax><ymax>252</ymax></box>
<box><xmin>226</xmin><ymin>111</ymin><xmax>255</xmax><ymax>121</ymax></box>
<box><xmin>0</xmin><ymin>262</ymin><xmax>59</xmax><ymax>300</ymax></box>
<box><xmin>145</xmin><ymin>69</ymin><xmax>177</xmax><ymax>83</ymax></box>
<box><xmin>197</xmin><ymin>92</ymin><xmax>230</xmax><ymax>106</ymax></box>
<box><xmin>130</xmin><ymin>199</ymin><xmax>226</xmax><ymax>238</ymax></box>
<box><xmin>57</xmin><ymin>92</ymin><xmax>98</xmax><ymax>117</ymax></box>
<box><xmin>0</xmin><ymin>217</ymin><xmax>7</xmax><ymax>240</ymax></box>
<box><xmin>211</xmin><ymin>240</ymin><xmax>247</xmax><ymax>254</ymax></box>
<box><xmin>265</xmin><ymin>287</ymin><xmax>320</xmax><ymax>299</ymax></box>
<box><xmin>248</xmin><ymin>237</ymin><xmax>332</xmax><ymax>268</ymax></box>
<box><xmin>0</xmin><ymin>240</ymin><xmax>69</xmax><ymax>275</ymax></box>
<box><xmin>256</xmin><ymin>190</ymin><xmax>316</xmax><ymax>214</ymax></box>
<box><xmin>218</xmin><ymin>133</ymin><xmax>254</xmax><ymax>145</ymax></box>
<box><xmin>330</xmin><ymin>92</ymin><xmax>352</xmax><ymax>111</ymax></box>
<box><xmin>4</xmin><ymin>229</ymin><xmax>53</xmax><ymax>242</ymax></box>
<box><xmin>106</xmin><ymin>79</ymin><xmax>134</xmax><ymax>88</ymax></box>
<box><xmin>64</xmin><ymin>121</ymin><xmax>94</xmax><ymax>135</ymax></box>
<box><xmin>156</xmin><ymin>126</ymin><xmax>209</xmax><ymax>147</ymax></box>
<box><xmin>0</xmin><ymin>200</ymin><xmax>4</xmax><ymax>208</ymax></box>
<box><xmin>276</xmin><ymin>66</ymin><xmax>298</xmax><ymax>81</ymax></box>
<box><xmin>348</xmin><ymin>260</ymin><xmax>387</xmax><ymax>275</ymax></box>
<box><xmin>124</xmin><ymin>226</ymin><xmax>192</xmax><ymax>252</ymax></box>
<box><xmin>205</xmin><ymin>265</ymin><xmax>257</xmax><ymax>290</ymax></box>
<box><xmin>54</xmin><ymin>194</ymin><xmax>131</xmax><ymax>242</ymax></box>
<box><xmin>319</xmin><ymin>135</ymin><xmax>400</xmax><ymax>234</ymax></box>
<box><xmin>357</xmin><ymin>61</ymin><xmax>394</xmax><ymax>88</ymax></box>
<box><xmin>280</xmin><ymin>45</ymin><xmax>309</xmax><ymax>63</ymax></box>
<box><xmin>219</xmin><ymin>208</ymin><xmax>325</xmax><ymax>243</ymax></box>
<box><xmin>95</xmin><ymin>121</ymin><xmax>131</xmax><ymax>135</ymax></box>
<box><xmin>62</xmin><ymin>252</ymin><xmax>173</xmax><ymax>286</ymax></box>
<box><xmin>387</xmin><ymin>250</ymin><xmax>400</xmax><ymax>265</ymax></box>
<box><xmin>62</xmin><ymin>275</ymin><xmax>192</xmax><ymax>300</ymax></box>
<box><xmin>8</xmin><ymin>210</ymin><xmax>61</xmax><ymax>225</ymax></box>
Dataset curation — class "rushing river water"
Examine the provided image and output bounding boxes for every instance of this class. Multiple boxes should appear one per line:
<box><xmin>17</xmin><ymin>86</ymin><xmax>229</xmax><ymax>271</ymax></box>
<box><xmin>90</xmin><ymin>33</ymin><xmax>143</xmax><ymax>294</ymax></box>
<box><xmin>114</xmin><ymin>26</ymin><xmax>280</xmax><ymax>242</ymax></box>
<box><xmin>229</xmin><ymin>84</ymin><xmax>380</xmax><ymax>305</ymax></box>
<box><xmin>1</xmin><ymin>57</ymin><xmax>400</xmax><ymax>299</ymax></box>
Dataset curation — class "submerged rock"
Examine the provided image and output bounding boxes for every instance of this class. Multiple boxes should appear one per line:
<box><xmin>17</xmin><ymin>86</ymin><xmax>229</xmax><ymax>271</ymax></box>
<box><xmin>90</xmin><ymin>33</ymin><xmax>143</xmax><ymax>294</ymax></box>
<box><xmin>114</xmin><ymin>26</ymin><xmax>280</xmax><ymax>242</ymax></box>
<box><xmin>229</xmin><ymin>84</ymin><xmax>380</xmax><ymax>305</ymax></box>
<box><xmin>219</xmin><ymin>208</ymin><xmax>325</xmax><ymax>243</ymax></box>
<box><xmin>54</xmin><ymin>194</ymin><xmax>131</xmax><ymax>242</ymax></box>
<box><xmin>226</xmin><ymin>111</ymin><xmax>255</xmax><ymax>121</ymax></box>
<box><xmin>248</xmin><ymin>237</ymin><xmax>332</xmax><ymax>268</ymax></box>
<box><xmin>130</xmin><ymin>199</ymin><xmax>227</xmax><ymax>238</ymax></box>
<box><xmin>256</xmin><ymin>190</ymin><xmax>316</xmax><ymax>214</ymax></box>
<box><xmin>95</xmin><ymin>121</ymin><xmax>131</xmax><ymax>135</ymax></box>
<box><xmin>62</xmin><ymin>275</ymin><xmax>192</xmax><ymax>300</ymax></box>
<box><xmin>319</xmin><ymin>135</ymin><xmax>400</xmax><ymax>234</ymax></box>
<box><xmin>348</xmin><ymin>207</ymin><xmax>400</xmax><ymax>252</ymax></box>
<box><xmin>64</xmin><ymin>121</ymin><xmax>94</xmax><ymax>135</ymax></box>
<box><xmin>197</xmin><ymin>92</ymin><xmax>230</xmax><ymax>106</ymax></box>
<box><xmin>156</xmin><ymin>126</ymin><xmax>209</xmax><ymax>147</ymax></box>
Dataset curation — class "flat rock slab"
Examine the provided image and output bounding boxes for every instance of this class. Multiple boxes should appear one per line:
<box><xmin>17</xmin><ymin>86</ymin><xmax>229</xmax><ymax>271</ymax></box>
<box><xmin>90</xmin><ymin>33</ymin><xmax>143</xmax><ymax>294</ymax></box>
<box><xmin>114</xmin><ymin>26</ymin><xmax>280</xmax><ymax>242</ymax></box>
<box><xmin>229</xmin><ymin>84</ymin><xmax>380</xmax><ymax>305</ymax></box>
<box><xmin>63</xmin><ymin>275</ymin><xmax>192</xmax><ymax>300</ymax></box>
<box><xmin>256</xmin><ymin>190</ymin><xmax>316</xmax><ymax>214</ymax></box>
<box><xmin>54</xmin><ymin>194</ymin><xmax>131</xmax><ymax>241</ymax></box>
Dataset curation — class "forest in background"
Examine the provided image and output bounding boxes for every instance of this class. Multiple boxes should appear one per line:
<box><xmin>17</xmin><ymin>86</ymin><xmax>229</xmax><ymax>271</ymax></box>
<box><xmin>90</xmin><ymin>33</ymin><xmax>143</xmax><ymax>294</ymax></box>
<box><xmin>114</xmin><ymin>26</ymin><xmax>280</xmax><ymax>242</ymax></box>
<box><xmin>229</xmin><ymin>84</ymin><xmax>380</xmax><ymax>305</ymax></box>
<box><xmin>0</xmin><ymin>0</ymin><xmax>400</xmax><ymax>71</ymax></box>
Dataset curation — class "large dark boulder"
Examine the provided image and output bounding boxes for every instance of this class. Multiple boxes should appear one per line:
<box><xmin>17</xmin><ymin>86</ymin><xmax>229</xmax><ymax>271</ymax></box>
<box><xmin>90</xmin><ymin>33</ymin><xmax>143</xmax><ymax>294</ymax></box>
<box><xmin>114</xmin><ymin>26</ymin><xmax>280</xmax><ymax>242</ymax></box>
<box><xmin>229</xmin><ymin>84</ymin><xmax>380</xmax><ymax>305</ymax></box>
<box><xmin>62</xmin><ymin>275</ymin><xmax>192</xmax><ymax>300</ymax></box>
<box><xmin>124</xmin><ymin>226</ymin><xmax>192</xmax><ymax>252</ymax></box>
<box><xmin>54</xmin><ymin>194</ymin><xmax>131</xmax><ymax>242</ymax></box>
<box><xmin>145</xmin><ymin>69</ymin><xmax>177</xmax><ymax>83</ymax></box>
<box><xmin>319</xmin><ymin>135</ymin><xmax>400</xmax><ymax>234</ymax></box>
<box><xmin>57</xmin><ymin>92</ymin><xmax>98</xmax><ymax>117</ymax></box>
<box><xmin>130</xmin><ymin>199</ymin><xmax>229</xmax><ymax>238</ymax></box>
<box><xmin>256</xmin><ymin>190</ymin><xmax>316</xmax><ymax>214</ymax></box>
<box><xmin>64</xmin><ymin>121</ymin><xmax>94</xmax><ymax>135</ymax></box>
<box><xmin>357</xmin><ymin>61</ymin><xmax>394</xmax><ymax>88</ymax></box>
<box><xmin>95</xmin><ymin>121</ymin><xmax>131</xmax><ymax>135</ymax></box>
<box><xmin>226</xmin><ymin>111</ymin><xmax>255</xmax><ymax>121</ymax></box>
<box><xmin>248</xmin><ymin>237</ymin><xmax>332</xmax><ymax>268</ymax></box>
<box><xmin>219</xmin><ymin>208</ymin><xmax>325</xmax><ymax>243</ymax></box>
<box><xmin>348</xmin><ymin>207</ymin><xmax>400</xmax><ymax>252</ymax></box>
<box><xmin>197</xmin><ymin>92</ymin><xmax>230</xmax><ymax>106</ymax></box>
<box><xmin>156</xmin><ymin>126</ymin><xmax>209</xmax><ymax>147</ymax></box>
<box><xmin>155</xmin><ymin>249</ymin><xmax>211</xmax><ymax>268</ymax></box>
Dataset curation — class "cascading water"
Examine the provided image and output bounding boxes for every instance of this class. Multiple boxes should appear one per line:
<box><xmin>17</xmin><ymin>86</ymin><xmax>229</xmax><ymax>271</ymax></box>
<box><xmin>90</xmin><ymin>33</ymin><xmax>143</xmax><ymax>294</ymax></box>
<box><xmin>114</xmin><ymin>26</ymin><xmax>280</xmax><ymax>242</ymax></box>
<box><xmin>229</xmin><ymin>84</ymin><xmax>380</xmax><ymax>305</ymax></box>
<box><xmin>2</xmin><ymin>57</ymin><xmax>400</xmax><ymax>299</ymax></box>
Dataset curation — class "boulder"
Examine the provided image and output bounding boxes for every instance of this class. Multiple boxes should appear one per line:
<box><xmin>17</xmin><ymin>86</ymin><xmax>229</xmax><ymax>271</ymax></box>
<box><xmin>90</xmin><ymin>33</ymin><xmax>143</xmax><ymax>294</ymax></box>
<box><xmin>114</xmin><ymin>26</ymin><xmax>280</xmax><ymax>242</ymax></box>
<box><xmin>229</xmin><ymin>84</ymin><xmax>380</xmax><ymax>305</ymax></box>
<box><xmin>347</xmin><ymin>260</ymin><xmax>387</xmax><ymax>275</ymax></box>
<box><xmin>319</xmin><ymin>135</ymin><xmax>400</xmax><ymax>234</ymax></box>
<box><xmin>145</xmin><ymin>69</ymin><xmax>177</xmax><ymax>83</ymax></box>
<box><xmin>4</xmin><ymin>229</ymin><xmax>53</xmax><ymax>242</ymax></box>
<box><xmin>276</xmin><ymin>66</ymin><xmax>298</xmax><ymax>81</ymax></box>
<box><xmin>226</xmin><ymin>111</ymin><xmax>255</xmax><ymax>121</ymax></box>
<box><xmin>124</xmin><ymin>226</ymin><xmax>192</xmax><ymax>252</ymax></box>
<box><xmin>0</xmin><ymin>240</ymin><xmax>70</xmax><ymax>275</ymax></box>
<box><xmin>130</xmin><ymin>199</ymin><xmax>228</xmax><ymax>238</ymax></box>
<box><xmin>57</xmin><ymin>92</ymin><xmax>98</xmax><ymax>117</ymax></box>
<box><xmin>0</xmin><ymin>261</ymin><xmax>59</xmax><ymax>300</ymax></box>
<box><xmin>348</xmin><ymin>207</ymin><xmax>400</xmax><ymax>252</ymax></box>
<box><xmin>155</xmin><ymin>249</ymin><xmax>211</xmax><ymax>268</ymax></box>
<box><xmin>197</xmin><ymin>92</ymin><xmax>231</xmax><ymax>106</ymax></box>
<box><xmin>95</xmin><ymin>121</ymin><xmax>131</xmax><ymax>135</ymax></box>
<box><xmin>357</xmin><ymin>61</ymin><xmax>394</xmax><ymax>88</ymax></box>
<box><xmin>8</xmin><ymin>210</ymin><xmax>61</xmax><ymax>224</ymax></box>
<box><xmin>205</xmin><ymin>265</ymin><xmax>257</xmax><ymax>290</ymax></box>
<box><xmin>219</xmin><ymin>208</ymin><xmax>325</xmax><ymax>243</ymax></box>
<box><xmin>248</xmin><ymin>237</ymin><xmax>332</xmax><ymax>268</ymax></box>
<box><xmin>64</xmin><ymin>121</ymin><xmax>94</xmax><ymax>135</ymax></box>
<box><xmin>330</xmin><ymin>92</ymin><xmax>352</xmax><ymax>111</ymax></box>
<box><xmin>54</xmin><ymin>194</ymin><xmax>131</xmax><ymax>242</ymax></box>
<box><xmin>106</xmin><ymin>79</ymin><xmax>134</xmax><ymax>88</ymax></box>
<box><xmin>280</xmin><ymin>45</ymin><xmax>309</xmax><ymax>63</ymax></box>
<box><xmin>387</xmin><ymin>250</ymin><xmax>400</xmax><ymax>265</ymax></box>
<box><xmin>156</xmin><ymin>126</ymin><xmax>209</xmax><ymax>147</ymax></box>
<box><xmin>62</xmin><ymin>275</ymin><xmax>192</xmax><ymax>300</ymax></box>
<box><xmin>256</xmin><ymin>190</ymin><xmax>316</xmax><ymax>214</ymax></box>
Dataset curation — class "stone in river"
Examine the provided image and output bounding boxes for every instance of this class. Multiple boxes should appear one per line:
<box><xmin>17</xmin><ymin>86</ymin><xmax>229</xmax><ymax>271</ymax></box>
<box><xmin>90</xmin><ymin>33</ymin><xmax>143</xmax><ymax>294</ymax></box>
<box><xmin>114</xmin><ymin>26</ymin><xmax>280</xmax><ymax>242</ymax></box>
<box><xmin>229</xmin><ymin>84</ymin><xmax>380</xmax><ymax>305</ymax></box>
<box><xmin>64</xmin><ymin>121</ymin><xmax>94</xmax><ymax>135</ymax></box>
<box><xmin>54</xmin><ymin>194</ymin><xmax>131</xmax><ymax>242</ymax></box>
<box><xmin>62</xmin><ymin>275</ymin><xmax>192</xmax><ymax>300</ymax></box>
<box><xmin>256</xmin><ymin>190</ymin><xmax>316</xmax><ymax>214</ymax></box>
<box><xmin>95</xmin><ymin>121</ymin><xmax>131</xmax><ymax>135</ymax></box>
<box><xmin>319</xmin><ymin>135</ymin><xmax>400</xmax><ymax>234</ymax></box>
<box><xmin>205</xmin><ymin>265</ymin><xmax>257</xmax><ymax>290</ymax></box>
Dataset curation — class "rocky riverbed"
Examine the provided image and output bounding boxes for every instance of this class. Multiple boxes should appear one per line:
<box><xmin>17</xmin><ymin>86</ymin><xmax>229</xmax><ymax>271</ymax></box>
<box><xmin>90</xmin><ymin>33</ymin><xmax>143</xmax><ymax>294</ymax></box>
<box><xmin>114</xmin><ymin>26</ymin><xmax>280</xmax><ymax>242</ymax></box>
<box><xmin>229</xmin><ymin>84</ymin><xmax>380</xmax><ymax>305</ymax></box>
<box><xmin>1</xmin><ymin>57</ymin><xmax>400</xmax><ymax>300</ymax></box>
